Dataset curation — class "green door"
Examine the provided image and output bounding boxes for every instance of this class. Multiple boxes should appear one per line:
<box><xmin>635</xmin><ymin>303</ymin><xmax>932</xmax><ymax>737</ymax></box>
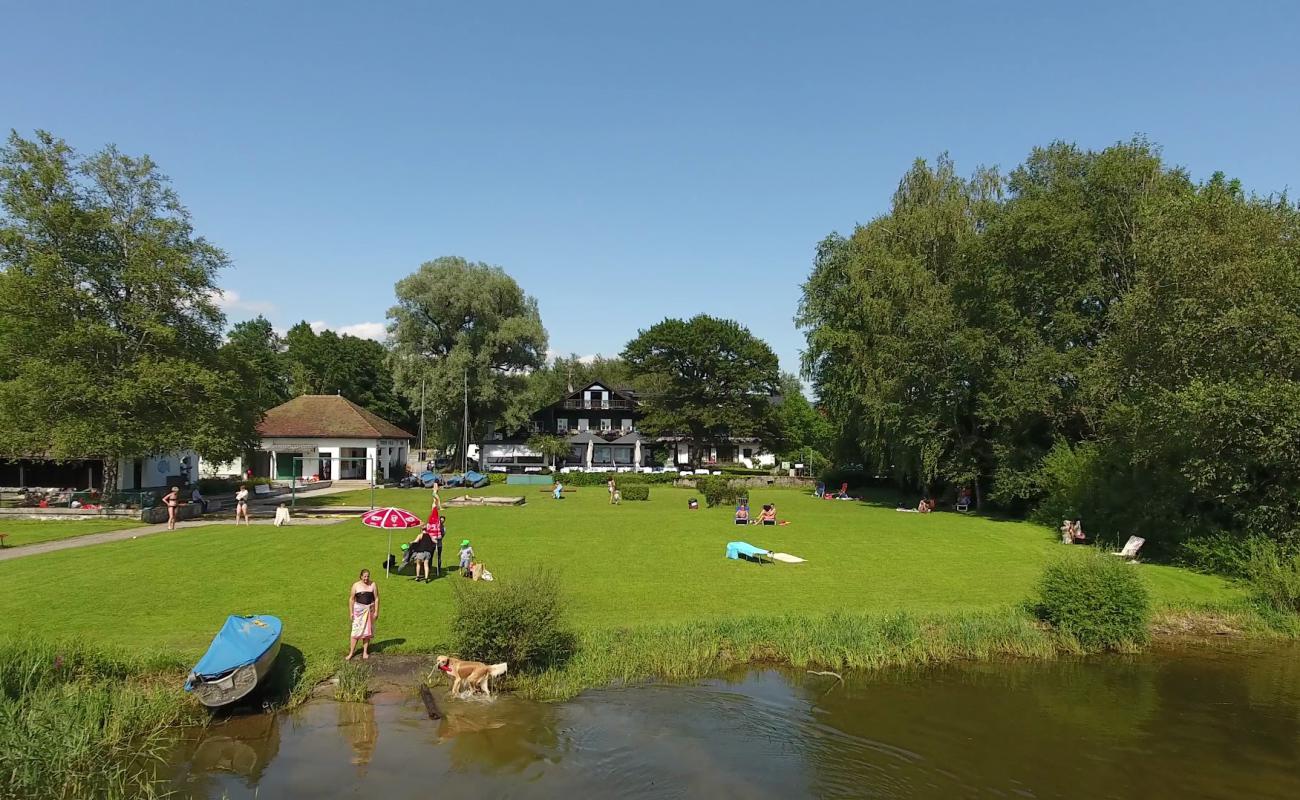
<box><xmin>275</xmin><ymin>452</ymin><xmax>298</xmax><ymax>480</ymax></box>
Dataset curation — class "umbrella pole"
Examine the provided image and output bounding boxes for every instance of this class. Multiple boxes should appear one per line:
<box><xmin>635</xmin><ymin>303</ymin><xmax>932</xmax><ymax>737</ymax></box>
<box><xmin>387</xmin><ymin>530</ymin><xmax>392</xmax><ymax>578</ymax></box>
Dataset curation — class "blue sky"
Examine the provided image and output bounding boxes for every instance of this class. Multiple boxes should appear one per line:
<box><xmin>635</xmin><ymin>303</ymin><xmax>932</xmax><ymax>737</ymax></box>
<box><xmin>4</xmin><ymin>1</ymin><xmax>1298</xmax><ymax>375</ymax></box>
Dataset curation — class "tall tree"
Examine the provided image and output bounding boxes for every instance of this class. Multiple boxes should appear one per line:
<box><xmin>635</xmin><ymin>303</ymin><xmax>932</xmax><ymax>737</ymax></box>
<box><xmin>279</xmin><ymin>322</ymin><xmax>411</xmax><ymax>427</ymax></box>
<box><xmin>621</xmin><ymin>315</ymin><xmax>781</xmax><ymax>463</ymax></box>
<box><xmin>386</xmin><ymin>256</ymin><xmax>548</xmax><ymax>452</ymax></box>
<box><xmin>221</xmin><ymin>316</ymin><xmax>290</xmax><ymax>415</ymax></box>
<box><xmin>0</xmin><ymin>131</ymin><xmax>258</xmax><ymax>490</ymax></box>
<box><xmin>772</xmin><ymin>373</ymin><xmax>834</xmax><ymax>472</ymax></box>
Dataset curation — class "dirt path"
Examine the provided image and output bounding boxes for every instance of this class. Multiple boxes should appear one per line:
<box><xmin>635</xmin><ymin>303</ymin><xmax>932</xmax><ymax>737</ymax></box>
<box><xmin>0</xmin><ymin>516</ymin><xmax>346</xmax><ymax>563</ymax></box>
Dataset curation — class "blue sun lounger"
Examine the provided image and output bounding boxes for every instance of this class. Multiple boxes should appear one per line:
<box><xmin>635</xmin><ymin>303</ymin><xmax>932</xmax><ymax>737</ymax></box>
<box><xmin>726</xmin><ymin>541</ymin><xmax>771</xmax><ymax>563</ymax></box>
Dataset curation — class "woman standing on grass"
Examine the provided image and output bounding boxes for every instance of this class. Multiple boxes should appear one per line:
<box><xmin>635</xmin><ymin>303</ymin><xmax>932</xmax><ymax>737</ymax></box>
<box><xmin>347</xmin><ymin>569</ymin><xmax>379</xmax><ymax>660</ymax></box>
<box><xmin>234</xmin><ymin>484</ymin><xmax>251</xmax><ymax>525</ymax></box>
<box><xmin>163</xmin><ymin>486</ymin><xmax>180</xmax><ymax>531</ymax></box>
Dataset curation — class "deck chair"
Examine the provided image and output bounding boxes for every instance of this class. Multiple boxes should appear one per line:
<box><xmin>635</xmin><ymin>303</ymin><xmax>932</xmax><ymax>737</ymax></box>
<box><xmin>726</xmin><ymin>541</ymin><xmax>772</xmax><ymax>564</ymax></box>
<box><xmin>1110</xmin><ymin>536</ymin><xmax>1145</xmax><ymax>561</ymax></box>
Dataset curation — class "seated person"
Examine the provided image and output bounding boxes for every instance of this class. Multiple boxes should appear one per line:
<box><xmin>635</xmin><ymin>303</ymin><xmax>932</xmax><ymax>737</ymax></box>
<box><xmin>918</xmin><ymin>498</ymin><xmax>933</xmax><ymax>513</ymax></box>
<box><xmin>956</xmin><ymin>487</ymin><xmax>972</xmax><ymax>511</ymax></box>
<box><xmin>836</xmin><ymin>482</ymin><xmax>850</xmax><ymax>499</ymax></box>
<box><xmin>734</xmin><ymin>502</ymin><xmax>750</xmax><ymax>525</ymax></box>
<box><xmin>759</xmin><ymin>504</ymin><xmax>777</xmax><ymax>525</ymax></box>
<box><xmin>552</xmin><ymin>481</ymin><xmax>564</xmax><ymax>500</ymax></box>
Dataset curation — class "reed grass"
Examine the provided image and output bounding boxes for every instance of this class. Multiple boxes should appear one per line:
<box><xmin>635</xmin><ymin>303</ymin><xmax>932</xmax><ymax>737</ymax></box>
<box><xmin>333</xmin><ymin>660</ymin><xmax>372</xmax><ymax>702</ymax></box>
<box><xmin>0</xmin><ymin>641</ymin><xmax>203</xmax><ymax>800</ymax></box>
<box><xmin>511</xmin><ymin>608</ymin><xmax>1059</xmax><ymax>700</ymax></box>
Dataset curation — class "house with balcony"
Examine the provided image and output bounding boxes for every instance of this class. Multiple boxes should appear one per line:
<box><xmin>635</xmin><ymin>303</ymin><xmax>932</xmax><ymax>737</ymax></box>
<box><xmin>480</xmin><ymin>382</ymin><xmax>775</xmax><ymax>472</ymax></box>
<box><xmin>481</xmin><ymin>383</ymin><xmax>649</xmax><ymax>471</ymax></box>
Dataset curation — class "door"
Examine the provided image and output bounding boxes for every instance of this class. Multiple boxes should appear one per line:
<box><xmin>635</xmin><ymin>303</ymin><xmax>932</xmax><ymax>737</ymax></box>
<box><xmin>319</xmin><ymin>452</ymin><xmax>332</xmax><ymax>480</ymax></box>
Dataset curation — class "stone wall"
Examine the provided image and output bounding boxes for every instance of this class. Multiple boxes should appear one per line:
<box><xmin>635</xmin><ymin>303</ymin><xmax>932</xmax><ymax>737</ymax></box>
<box><xmin>140</xmin><ymin>502</ymin><xmax>205</xmax><ymax>524</ymax></box>
<box><xmin>673</xmin><ymin>476</ymin><xmax>816</xmax><ymax>489</ymax></box>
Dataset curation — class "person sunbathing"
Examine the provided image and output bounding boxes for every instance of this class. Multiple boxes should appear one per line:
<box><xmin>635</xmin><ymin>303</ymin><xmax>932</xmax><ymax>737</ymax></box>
<box><xmin>734</xmin><ymin>503</ymin><xmax>750</xmax><ymax>525</ymax></box>
<box><xmin>759</xmin><ymin>504</ymin><xmax>777</xmax><ymax>525</ymax></box>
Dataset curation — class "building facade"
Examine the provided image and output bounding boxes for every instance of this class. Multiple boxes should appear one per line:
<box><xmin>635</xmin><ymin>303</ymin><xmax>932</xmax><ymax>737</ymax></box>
<box><xmin>481</xmin><ymin>382</ymin><xmax>774</xmax><ymax>471</ymax></box>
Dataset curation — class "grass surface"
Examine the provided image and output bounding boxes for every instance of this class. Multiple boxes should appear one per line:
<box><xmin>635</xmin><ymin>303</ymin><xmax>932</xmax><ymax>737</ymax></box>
<box><xmin>0</xmin><ymin>518</ymin><xmax>143</xmax><ymax>548</ymax></box>
<box><xmin>0</xmin><ymin>487</ymin><xmax>1241</xmax><ymax>675</ymax></box>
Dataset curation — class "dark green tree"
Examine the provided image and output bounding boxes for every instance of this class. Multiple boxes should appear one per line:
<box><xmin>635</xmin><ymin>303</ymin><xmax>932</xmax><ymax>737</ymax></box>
<box><xmin>621</xmin><ymin>315</ymin><xmax>781</xmax><ymax>464</ymax></box>
<box><xmin>280</xmin><ymin>322</ymin><xmax>411</xmax><ymax>428</ymax></box>
<box><xmin>0</xmin><ymin>131</ymin><xmax>259</xmax><ymax>490</ymax></box>
<box><xmin>221</xmin><ymin>316</ymin><xmax>289</xmax><ymax>414</ymax></box>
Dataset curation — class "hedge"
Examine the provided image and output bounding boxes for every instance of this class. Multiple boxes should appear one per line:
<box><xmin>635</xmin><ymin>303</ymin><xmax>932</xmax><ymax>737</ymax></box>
<box><xmin>621</xmin><ymin>485</ymin><xmax>650</xmax><ymax>501</ymax></box>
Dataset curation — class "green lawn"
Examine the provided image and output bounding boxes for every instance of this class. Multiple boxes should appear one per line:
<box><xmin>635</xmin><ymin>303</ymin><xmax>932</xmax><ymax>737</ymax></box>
<box><xmin>0</xmin><ymin>487</ymin><xmax>1241</xmax><ymax>670</ymax></box>
<box><xmin>0</xmin><ymin>518</ymin><xmax>144</xmax><ymax>548</ymax></box>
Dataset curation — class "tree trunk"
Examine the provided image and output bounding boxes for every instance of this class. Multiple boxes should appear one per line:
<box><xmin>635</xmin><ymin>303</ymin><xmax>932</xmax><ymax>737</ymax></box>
<box><xmin>974</xmin><ymin>476</ymin><xmax>983</xmax><ymax>511</ymax></box>
<box><xmin>102</xmin><ymin>456</ymin><xmax>120</xmax><ymax>502</ymax></box>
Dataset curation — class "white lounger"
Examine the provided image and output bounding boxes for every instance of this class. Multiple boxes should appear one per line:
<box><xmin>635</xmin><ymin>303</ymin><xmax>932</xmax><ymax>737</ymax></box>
<box><xmin>1110</xmin><ymin>536</ymin><xmax>1145</xmax><ymax>561</ymax></box>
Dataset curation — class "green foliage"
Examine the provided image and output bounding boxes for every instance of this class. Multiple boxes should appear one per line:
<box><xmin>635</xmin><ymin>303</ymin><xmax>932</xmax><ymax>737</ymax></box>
<box><xmin>522</xmin><ymin>354</ymin><xmax>635</xmax><ymax>411</ymax></box>
<box><xmin>451</xmin><ymin>567</ymin><xmax>576</xmax><ymax>673</ymax></box>
<box><xmin>334</xmin><ymin>660</ymin><xmax>371</xmax><ymax>701</ymax></box>
<box><xmin>280</xmin><ymin>322</ymin><xmax>412</xmax><ymax>427</ymax></box>
<box><xmin>694</xmin><ymin>475</ymin><xmax>740</xmax><ymax>507</ymax></box>
<box><xmin>620</xmin><ymin>484</ymin><xmax>650</xmax><ymax>501</ymax></box>
<box><xmin>774</xmin><ymin>372</ymin><xmax>834</xmax><ymax>470</ymax></box>
<box><xmin>0</xmin><ymin>131</ymin><xmax>260</xmax><ymax>486</ymax></box>
<box><xmin>1031</xmin><ymin>553</ymin><xmax>1151</xmax><ymax>651</ymax></box>
<box><xmin>0</xmin><ymin>641</ymin><xmax>197</xmax><ymax>800</ymax></box>
<box><xmin>799</xmin><ymin>138</ymin><xmax>1300</xmax><ymax>553</ymax></box>
<box><xmin>622</xmin><ymin>315</ymin><xmax>782</xmax><ymax>462</ymax></box>
<box><xmin>387</xmin><ymin>257</ymin><xmax>548</xmax><ymax>452</ymax></box>
<box><xmin>221</xmin><ymin>316</ymin><xmax>290</xmax><ymax>415</ymax></box>
<box><xmin>526</xmin><ymin>434</ymin><xmax>571</xmax><ymax>469</ymax></box>
<box><xmin>554</xmin><ymin>471</ymin><xmax>680</xmax><ymax>487</ymax></box>
<box><xmin>1242</xmin><ymin>539</ymin><xmax>1300</xmax><ymax>613</ymax></box>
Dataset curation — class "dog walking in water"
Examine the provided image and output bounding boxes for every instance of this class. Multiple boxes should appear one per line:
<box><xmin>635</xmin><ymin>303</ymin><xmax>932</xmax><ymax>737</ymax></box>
<box><xmin>433</xmin><ymin>656</ymin><xmax>508</xmax><ymax>697</ymax></box>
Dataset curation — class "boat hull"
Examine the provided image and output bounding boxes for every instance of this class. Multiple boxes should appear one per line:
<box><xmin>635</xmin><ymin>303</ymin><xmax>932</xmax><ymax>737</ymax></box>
<box><xmin>192</xmin><ymin>636</ymin><xmax>282</xmax><ymax>708</ymax></box>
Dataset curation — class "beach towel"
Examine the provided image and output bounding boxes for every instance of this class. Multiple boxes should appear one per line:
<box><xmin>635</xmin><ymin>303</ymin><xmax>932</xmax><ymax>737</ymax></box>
<box><xmin>771</xmin><ymin>553</ymin><xmax>806</xmax><ymax>563</ymax></box>
<box><xmin>726</xmin><ymin>541</ymin><xmax>770</xmax><ymax>560</ymax></box>
<box><xmin>350</xmin><ymin>603</ymin><xmax>374</xmax><ymax>640</ymax></box>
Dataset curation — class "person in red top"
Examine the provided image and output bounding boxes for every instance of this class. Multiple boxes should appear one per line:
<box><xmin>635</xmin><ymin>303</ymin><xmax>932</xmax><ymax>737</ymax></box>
<box><xmin>425</xmin><ymin>499</ymin><xmax>445</xmax><ymax>577</ymax></box>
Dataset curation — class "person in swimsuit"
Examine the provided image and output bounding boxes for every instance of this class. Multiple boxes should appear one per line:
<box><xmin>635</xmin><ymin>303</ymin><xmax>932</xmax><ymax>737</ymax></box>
<box><xmin>234</xmin><ymin>484</ymin><xmax>251</xmax><ymax>525</ymax></box>
<box><xmin>409</xmin><ymin>527</ymin><xmax>435</xmax><ymax>582</ymax></box>
<box><xmin>162</xmin><ymin>486</ymin><xmax>180</xmax><ymax>530</ymax></box>
<box><xmin>347</xmin><ymin>569</ymin><xmax>380</xmax><ymax>660</ymax></box>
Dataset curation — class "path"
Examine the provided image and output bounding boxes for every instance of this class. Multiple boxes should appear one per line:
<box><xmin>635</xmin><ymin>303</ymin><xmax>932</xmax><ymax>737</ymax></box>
<box><xmin>0</xmin><ymin>515</ymin><xmax>346</xmax><ymax>563</ymax></box>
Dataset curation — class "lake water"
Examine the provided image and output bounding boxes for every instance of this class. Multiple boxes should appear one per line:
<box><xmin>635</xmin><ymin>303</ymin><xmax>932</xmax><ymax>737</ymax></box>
<box><xmin>168</xmin><ymin>641</ymin><xmax>1300</xmax><ymax>799</ymax></box>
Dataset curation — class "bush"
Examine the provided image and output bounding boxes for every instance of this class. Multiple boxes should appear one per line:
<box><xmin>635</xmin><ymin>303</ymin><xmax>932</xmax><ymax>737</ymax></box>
<box><xmin>620</xmin><ymin>485</ymin><xmax>650</xmax><ymax>501</ymax></box>
<box><xmin>1178</xmin><ymin>533</ymin><xmax>1255</xmax><ymax>577</ymax></box>
<box><xmin>1243</xmin><ymin>538</ymin><xmax>1300</xmax><ymax>613</ymax></box>
<box><xmin>1030</xmin><ymin>553</ymin><xmax>1151</xmax><ymax>651</ymax></box>
<box><xmin>452</xmin><ymin>568</ymin><xmax>576</xmax><ymax>673</ymax></box>
<box><xmin>694</xmin><ymin>476</ymin><xmax>739</xmax><ymax>507</ymax></box>
<box><xmin>558</xmin><ymin>472</ymin><xmax>680</xmax><ymax>487</ymax></box>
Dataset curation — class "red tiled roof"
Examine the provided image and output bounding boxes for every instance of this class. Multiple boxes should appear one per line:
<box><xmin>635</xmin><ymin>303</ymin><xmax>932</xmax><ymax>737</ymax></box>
<box><xmin>257</xmin><ymin>395</ymin><xmax>413</xmax><ymax>439</ymax></box>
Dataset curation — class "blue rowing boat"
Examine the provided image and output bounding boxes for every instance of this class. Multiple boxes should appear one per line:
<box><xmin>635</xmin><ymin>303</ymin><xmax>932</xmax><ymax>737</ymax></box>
<box><xmin>185</xmin><ymin>615</ymin><xmax>283</xmax><ymax>708</ymax></box>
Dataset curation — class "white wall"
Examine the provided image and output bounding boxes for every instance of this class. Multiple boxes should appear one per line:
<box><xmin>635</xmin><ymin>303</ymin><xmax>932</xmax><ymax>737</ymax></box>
<box><xmin>116</xmin><ymin>450</ymin><xmax>201</xmax><ymax>490</ymax></box>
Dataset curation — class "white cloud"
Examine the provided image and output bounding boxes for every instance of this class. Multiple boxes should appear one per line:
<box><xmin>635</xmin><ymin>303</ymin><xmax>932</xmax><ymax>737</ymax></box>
<box><xmin>213</xmin><ymin>289</ymin><xmax>276</xmax><ymax>316</ymax></box>
<box><xmin>306</xmin><ymin>320</ymin><xmax>387</xmax><ymax>341</ymax></box>
<box><xmin>336</xmin><ymin>322</ymin><xmax>387</xmax><ymax>341</ymax></box>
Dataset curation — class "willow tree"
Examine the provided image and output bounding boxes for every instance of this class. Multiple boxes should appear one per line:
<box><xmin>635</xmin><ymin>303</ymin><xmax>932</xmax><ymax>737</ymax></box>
<box><xmin>386</xmin><ymin>257</ymin><xmax>548</xmax><ymax>455</ymax></box>
<box><xmin>0</xmin><ymin>131</ymin><xmax>258</xmax><ymax>491</ymax></box>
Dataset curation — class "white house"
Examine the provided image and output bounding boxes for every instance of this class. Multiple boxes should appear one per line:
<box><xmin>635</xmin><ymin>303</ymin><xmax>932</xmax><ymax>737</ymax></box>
<box><xmin>237</xmin><ymin>395</ymin><xmax>413</xmax><ymax>484</ymax></box>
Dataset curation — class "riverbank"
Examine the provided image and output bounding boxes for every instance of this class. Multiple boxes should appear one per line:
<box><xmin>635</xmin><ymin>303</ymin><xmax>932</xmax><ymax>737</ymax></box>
<box><xmin>0</xmin><ymin>486</ymin><xmax>1283</xmax><ymax>797</ymax></box>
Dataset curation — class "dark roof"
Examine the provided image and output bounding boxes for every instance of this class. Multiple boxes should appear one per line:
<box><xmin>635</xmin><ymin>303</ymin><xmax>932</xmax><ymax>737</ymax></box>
<box><xmin>257</xmin><ymin>395</ymin><xmax>413</xmax><ymax>439</ymax></box>
<box><xmin>564</xmin><ymin>382</ymin><xmax>638</xmax><ymax>403</ymax></box>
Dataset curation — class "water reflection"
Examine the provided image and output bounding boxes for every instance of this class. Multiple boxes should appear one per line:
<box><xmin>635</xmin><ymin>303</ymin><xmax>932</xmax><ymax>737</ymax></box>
<box><xmin>171</xmin><ymin>642</ymin><xmax>1300</xmax><ymax>800</ymax></box>
<box><xmin>336</xmin><ymin>699</ymin><xmax>377</xmax><ymax>771</ymax></box>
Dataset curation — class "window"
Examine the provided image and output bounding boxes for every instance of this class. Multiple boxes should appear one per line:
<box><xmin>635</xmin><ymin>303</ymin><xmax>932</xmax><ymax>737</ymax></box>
<box><xmin>578</xmin><ymin>418</ymin><xmax>589</xmax><ymax>431</ymax></box>
<box><xmin>556</xmin><ymin>418</ymin><xmax>568</xmax><ymax>433</ymax></box>
<box><xmin>600</xmin><ymin>392</ymin><xmax>610</xmax><ymax>409</ymax></box>
<box><xmin>622</xmin><ymin>418</ymin><xmax>633</xmax><ymax>432</ymax></box>
<box><xmin>600</xmin><ymin>418</ymin><xmax>613</xmax><ymax>431</ymax></box>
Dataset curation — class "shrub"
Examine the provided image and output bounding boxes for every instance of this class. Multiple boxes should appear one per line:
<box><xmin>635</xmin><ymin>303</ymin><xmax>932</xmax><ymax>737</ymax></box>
<box><xmin>1178</xmin><ymin>532</ymin><xmax>1254</xmax><ymax>577</ymax></box>
<box><xmin>694</xmin><ymin>476</ymin><xmax>739</xmax><ymax>507</ymax></box>
<box><xmin>558</xmin><ymin>472</ymin><xmax>680</xmax><ymax>487</ymax></box>
<box><xmin>334</xmin><ymin>660</ymin><xmax>371</xmax><ymax>701</ymax></box>
<box><xmin>452</xmin><ymin>568</ymin><xmax>576</xmax><ymax>673</ymax></box>
<box><xmin>1030</xmin><ymin>553</ymin><xmax>1151</xmax><ymax>651</ymax></box>
<box><xmin>1243</xmin><ymin>538</ymin><xmax>1300</xmax><ymax>613</ymax></box>
<box><xmin>620</xmin><ymin>485</ymin><xmax>649</xmax><ymax>501</ymax></box>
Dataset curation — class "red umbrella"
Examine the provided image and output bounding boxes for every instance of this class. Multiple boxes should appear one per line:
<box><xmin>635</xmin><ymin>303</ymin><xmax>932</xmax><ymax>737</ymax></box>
<box><xmin>360</xmin><ymin>507</ymin><xmax>423</xmax><ymax>577</ymax></box>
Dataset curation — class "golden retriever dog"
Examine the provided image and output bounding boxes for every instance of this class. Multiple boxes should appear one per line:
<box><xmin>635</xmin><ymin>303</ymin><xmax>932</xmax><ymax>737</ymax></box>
<box><xmin>433</xmin><ymin>655</ymin><xmax>508</xmax><ymax>697</ymax></box>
